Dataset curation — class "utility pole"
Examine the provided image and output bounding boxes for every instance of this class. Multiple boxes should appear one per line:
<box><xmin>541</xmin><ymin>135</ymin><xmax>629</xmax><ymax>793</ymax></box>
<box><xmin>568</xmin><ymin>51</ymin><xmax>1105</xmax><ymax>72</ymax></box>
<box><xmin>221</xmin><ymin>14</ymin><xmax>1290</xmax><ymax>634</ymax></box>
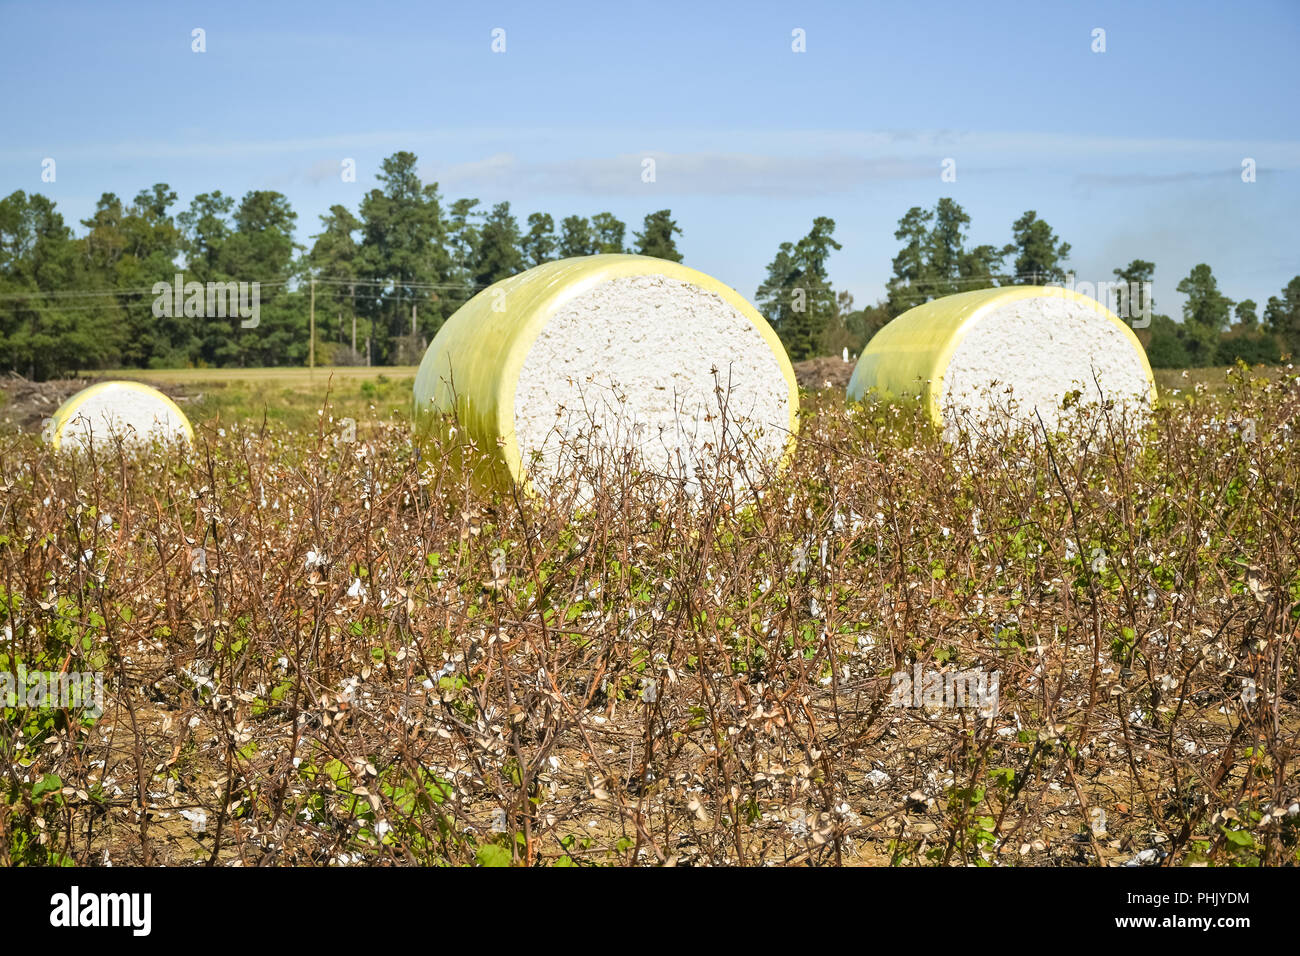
<box><xmin>309</xmin><ymin>278</ymin><xmax>316</xmax><ymax>368</ymax></box>
<box><xmin>351</xmin><ymin>313</ymin><xmax>357</xmax><ymax>355</ymax></box>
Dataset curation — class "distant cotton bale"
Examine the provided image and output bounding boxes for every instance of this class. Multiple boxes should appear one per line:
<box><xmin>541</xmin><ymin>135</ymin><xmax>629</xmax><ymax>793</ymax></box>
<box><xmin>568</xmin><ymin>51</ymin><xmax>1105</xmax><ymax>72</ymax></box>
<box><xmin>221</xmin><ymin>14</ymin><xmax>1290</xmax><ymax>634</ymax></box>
<box><xmin>49</xmin><ymin>381</ymin><xmax>194</xmax><ymax>453</ymax></box>
<box><xmin>847</xmin><ymin>287</ymin><xmax>1156</xmax><ymax>436</ymax></box>
<box><xmin>413</xmin><ymin>254</ymin><xmax>798</xmax><ymax>494</ymax></box>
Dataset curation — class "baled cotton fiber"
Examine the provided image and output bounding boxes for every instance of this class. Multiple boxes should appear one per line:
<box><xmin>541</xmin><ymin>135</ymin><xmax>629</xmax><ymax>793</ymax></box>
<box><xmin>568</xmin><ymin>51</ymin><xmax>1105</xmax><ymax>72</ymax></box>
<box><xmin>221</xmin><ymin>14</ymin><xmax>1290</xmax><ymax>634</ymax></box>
<box><xmin>413</xmin><ymin>254</ymin><xmax>798</xmax><ymax>494</ymax></box>
<box><xmin>49</xmin><ymin>381</ymin><xmax>194</xmax><ymax>453</ymax></box>
<box><xmin>847</xmin><ymin>286</ymin><xmax>1156</xmax><ymax>435</ymax></box>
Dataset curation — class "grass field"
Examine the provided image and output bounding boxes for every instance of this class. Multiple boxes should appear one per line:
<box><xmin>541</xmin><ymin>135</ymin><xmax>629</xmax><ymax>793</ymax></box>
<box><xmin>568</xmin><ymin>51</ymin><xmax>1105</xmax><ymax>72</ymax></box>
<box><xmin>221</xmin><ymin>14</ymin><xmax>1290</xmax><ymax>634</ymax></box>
<box><xmin>115</xmin><ymin>366</ymin><xmax>420</xmax><ymax>385</ymax></box>
<box><xmin>109</xmin><ymin>366</ymin><xmax>420</xmax><ymax>432</ymax></box>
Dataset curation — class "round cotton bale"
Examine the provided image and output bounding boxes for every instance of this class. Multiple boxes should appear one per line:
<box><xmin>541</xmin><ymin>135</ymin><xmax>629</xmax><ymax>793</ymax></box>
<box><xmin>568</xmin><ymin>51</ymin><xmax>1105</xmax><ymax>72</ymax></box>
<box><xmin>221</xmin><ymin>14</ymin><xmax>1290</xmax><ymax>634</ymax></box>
<box><xmin>413</xmin><ymin>254</ymin><xmax>798</xmax><ymax>494</ymax></box>
<box><xmin>847</xmin><ymin>286</ymin><xmax>1156</xmax><ymax>435</ymax></box>
<box><xmin>48</xmin><ymin>381</ymin><xmax>194</xmax><ymax>453</ymax></box>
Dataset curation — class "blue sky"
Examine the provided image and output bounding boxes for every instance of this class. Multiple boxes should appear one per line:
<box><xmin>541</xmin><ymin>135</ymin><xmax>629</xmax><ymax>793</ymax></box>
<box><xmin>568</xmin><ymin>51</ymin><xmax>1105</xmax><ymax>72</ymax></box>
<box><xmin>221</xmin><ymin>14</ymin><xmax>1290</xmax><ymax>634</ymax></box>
<box><xmin>2</xmin><ymin>0</ymin><xmax>1297</xmax><ymax>315</ymax></box>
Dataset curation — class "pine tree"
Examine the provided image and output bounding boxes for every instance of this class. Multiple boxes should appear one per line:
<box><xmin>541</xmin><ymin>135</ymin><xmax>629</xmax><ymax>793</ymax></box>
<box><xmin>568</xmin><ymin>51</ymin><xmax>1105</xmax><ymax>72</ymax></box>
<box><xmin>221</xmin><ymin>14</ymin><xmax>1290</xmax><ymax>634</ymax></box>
<box><xmin>591</xmin><ymin>212</ymin><xmax>628</xmax><ymax>254</ymax></box>
<box><xmin>632</xmin><ymin>210</ymin><xmax>683</xmax><ymax>262</ymax></box>
<box><xmin>755</xmin><ymin>217</ymin><xmax>841</xmax><ymax>361</ymax></box>
<box><xmin>1003</xmin><ymin>210</ymin><xmax>1071</xmax><ymax>284</ymax></box>
<box><xmin>558</xmin><ymin>215</ymin><xmax>595</xmax><ymax>257</ymax></box>
<box><xmin>356</xmin><ymin>152</ymin><xmax>451</xmax><ymax>360</ymax></box>
<box><xmin>522</xmin><ymin>212</ymin><xmax>557</xmax><ymax>266</ymax></box>
<box><xmin>471</xmin><ymin>202</ymin><xmax>524</xmax><ymax>286</ymax></box>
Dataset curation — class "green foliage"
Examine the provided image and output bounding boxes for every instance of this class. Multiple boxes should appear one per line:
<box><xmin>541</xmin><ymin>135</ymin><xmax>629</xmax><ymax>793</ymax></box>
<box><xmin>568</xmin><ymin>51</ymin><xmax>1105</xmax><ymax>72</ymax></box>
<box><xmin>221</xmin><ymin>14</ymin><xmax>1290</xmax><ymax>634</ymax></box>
<box><xmin>1114</xmin><ymin>259</ymin><xmax>1155</xmax><ymax>291</ymax></box>
<box><xmin>308</xmin><ymin>204</ymin><xmax>365</xmax><ymax>362</ymax></box>
<box><xmin>3</xmin><ymin>159</ymin><xmax>1292</xmax><ymax>380</ymax></box>
<box><xmin>755</xmin><ymin>216</ymin><xmax>842</xmax><ymax>360</ymax></box>
<box><xmin>356</xmin><ymin>151</ymin><xmax>453</xmax><ymax>361</ymax></box>
<box><xmin>885</xmin><ymin>199</ymin><xmax>1009</xmax><ymax>316</ymax></box>
<box><xmin>1002</xmin><ymin>209</ymin><xmax>1071</xmax><ymax>285</ymax></box>
<box><xmin>590</xmin><ymin>212</ymin><xmax>628</xmax><ymax>254</ymax></box>
<box><xmin>1264</xmin><ymin>275</ymin><xmax>1300</xmax><ymax>357</ymax></box>
<box><xmin>1142</xmin><ymin>312</ymin><xmax>1193</xmax><ymax>368</ymax></box>
<box><xmin>0</xmin><ymin>191</ymin><xmax>127</xmax><ymax>377</ymax></box>
<box><xmin>1235</xmin><ymin>298</ymin><xmax>1258</xmax><ymax>329</ymax></box>
<box><xmin>1177</xmin><ymin>263</ymin><xmax>1234</xmax><ymax>334</ymax></box>
<box><xmin>823</xmin><ymin>291</ymin><xmax>889</xmax><ymax>357</ymax></box>
<box><xmin>471</xmin><ymin>201</ymin><xmax>524</xmax><ymax>287</ymax></box>
<box><xmin>522</xmin><ymin>212</ymin><xmax>557</xmax><ymax>266</ymax></box>
<box><xmin>558</xmin><ymin>215</ymin><xmax>596</xmax><ymax>258</ymax></box>
<box><xmin>1</xmin><ymin>584</ymin><xmax>104</xmax><ymax>866</ymax></box>
<box><xmin>1217</xmin><ymin>328</ymin><xmax>1282</xmax><ymax>366</ymax></box>
<box><xmin>632</xmin><ymin>209</ymin><xmax>683</xmax><ymax>262</ymax></box>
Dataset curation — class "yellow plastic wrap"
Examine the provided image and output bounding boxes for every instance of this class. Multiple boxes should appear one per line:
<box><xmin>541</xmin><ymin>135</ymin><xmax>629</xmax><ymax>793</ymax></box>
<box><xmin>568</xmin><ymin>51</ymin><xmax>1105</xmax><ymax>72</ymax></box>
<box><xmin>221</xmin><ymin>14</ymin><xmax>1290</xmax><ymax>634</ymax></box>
<box><xmin>413</xmin><ymin>254</ymin><xmax>799</xmax><ymax>490</ymax></box>
<box><xmin>49</xmin><ymin>381</ymin><xmax>194</xmax><ymax>451</ymax></box>
<box><xmin>846</xmin><ymin>286</ymin><xmax>1157</xmax><ymax>427</ymax></box>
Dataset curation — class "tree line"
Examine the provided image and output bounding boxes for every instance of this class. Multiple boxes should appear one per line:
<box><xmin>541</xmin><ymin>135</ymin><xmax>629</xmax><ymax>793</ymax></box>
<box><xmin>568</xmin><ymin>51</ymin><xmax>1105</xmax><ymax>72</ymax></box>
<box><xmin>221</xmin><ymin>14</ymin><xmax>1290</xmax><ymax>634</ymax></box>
<box><xmin>2</xmin><ymin>160</ymin><xmax>1297</xmax><ymax>378</ymax></box>
<box><xmin>756</xmin><ymin>198</ymin><xmax>1300</xmax><ymax>368</ymax></box>
<box><xmin>0</xmin><ymin>151</ymin><xmax>684</xmax><ymax>378</ymax></box>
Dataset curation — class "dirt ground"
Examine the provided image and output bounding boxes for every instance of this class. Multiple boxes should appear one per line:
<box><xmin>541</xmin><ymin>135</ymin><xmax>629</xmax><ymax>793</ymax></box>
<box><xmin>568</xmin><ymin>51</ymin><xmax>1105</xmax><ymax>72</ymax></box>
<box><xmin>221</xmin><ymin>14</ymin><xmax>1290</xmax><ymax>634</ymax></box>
<box><xmin>793</xmin><ymin>356</ymin><xmax>856</xmax><ymax>390</ymax></box>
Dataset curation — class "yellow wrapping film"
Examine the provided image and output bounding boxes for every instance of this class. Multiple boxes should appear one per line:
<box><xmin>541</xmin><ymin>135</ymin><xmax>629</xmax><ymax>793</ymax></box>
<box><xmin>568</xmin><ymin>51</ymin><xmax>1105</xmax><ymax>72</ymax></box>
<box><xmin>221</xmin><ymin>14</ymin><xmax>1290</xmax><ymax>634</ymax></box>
<box><xmin>50</xmin><ymin>381</ymin><xmax>195</xmax><ymax>451</ymax></box>
<box><xmin>413</xmin><ymin>254</ymin><xmax>800</xmax><ymax>491</ymax></box>
<box><xmin>846</xmin><ymin>286</ymin><xmax>1157</xmax><ymax>427</ymax></box>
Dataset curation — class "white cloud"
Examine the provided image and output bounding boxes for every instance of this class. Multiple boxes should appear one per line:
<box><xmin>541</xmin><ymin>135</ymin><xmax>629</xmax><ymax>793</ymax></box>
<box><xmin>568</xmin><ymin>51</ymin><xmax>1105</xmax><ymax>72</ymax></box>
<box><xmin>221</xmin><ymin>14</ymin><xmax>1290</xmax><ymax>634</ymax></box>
<box><xmin>421</xmin><ymin>151</ymin><xmax>936</xmax><ymax>196</ymax></box>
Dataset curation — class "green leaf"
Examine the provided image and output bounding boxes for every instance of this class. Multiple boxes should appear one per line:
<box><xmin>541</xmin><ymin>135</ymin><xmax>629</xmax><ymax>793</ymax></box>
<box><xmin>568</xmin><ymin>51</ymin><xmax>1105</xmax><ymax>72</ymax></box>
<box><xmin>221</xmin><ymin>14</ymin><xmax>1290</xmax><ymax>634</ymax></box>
<box><xmin>1222</xmin><ymin>827</ymin><xmax>1254</xmax><ymax>848</ymax></box>
<box><xmin>476</xmin><ymin>843</ymin><xmax>512</xmax><ymax>867</ymax></box>
<box><xmin>32</xmin><ymin>774</ymin><xmax>62</xmax><ymax>799</ymax></box>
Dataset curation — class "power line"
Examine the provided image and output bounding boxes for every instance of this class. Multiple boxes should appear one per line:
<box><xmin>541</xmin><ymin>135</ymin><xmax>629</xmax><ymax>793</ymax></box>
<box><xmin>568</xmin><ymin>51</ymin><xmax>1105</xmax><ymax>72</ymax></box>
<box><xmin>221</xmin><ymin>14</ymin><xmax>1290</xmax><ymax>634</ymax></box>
<box><xmin>0</xmin><ymin>275</ymin><xmax>490</xmax><ymax>308</ymax></box>
<box><xmin>0</xmin><ymin>284</ymin><xmax>175</xmax><ymax>301</ymax></box>
<box><xmin>307</xmin><ymin>276</ymin><xmax>489</xmax><ymax>290</ymax></box>
<box><xmin>0</xmin><ymin>281</ymin><xmax>290</xmax><ymax>302</ymax></box>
